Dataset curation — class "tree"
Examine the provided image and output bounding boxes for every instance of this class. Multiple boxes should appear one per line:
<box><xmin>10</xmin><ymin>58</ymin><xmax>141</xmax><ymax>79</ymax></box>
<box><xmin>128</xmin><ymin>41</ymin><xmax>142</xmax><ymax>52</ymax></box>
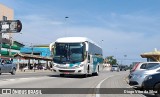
<box><xmin>105</xmin><ymin>56</ymin><xmax>117</xmax><ymax>65</ymax></box>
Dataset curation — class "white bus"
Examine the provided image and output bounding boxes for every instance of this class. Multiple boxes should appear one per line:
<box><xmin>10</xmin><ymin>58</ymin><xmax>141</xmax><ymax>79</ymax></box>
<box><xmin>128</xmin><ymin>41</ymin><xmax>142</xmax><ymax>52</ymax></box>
<box><xmin>49</xmin><ymin>37</ymin><xmax>103</xmax><ymax>77</ymax></box>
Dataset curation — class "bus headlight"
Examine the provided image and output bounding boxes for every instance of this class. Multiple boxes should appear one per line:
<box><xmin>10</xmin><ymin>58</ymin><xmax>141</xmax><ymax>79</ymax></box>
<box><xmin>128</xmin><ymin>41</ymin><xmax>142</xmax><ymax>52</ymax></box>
<box><xmin>73</xmin><ymin>65</ymin><xmax>78</xmax><ymax>68</ymax></box>
<box><xmin>79</xmin><ymin>64</ymin><xmax>84</xmax><ymax>67</ymax></box>
<box><xmin>54</xmin><ymin>64</ymin><xmax>59</xmax><ymax>67</ymax></box>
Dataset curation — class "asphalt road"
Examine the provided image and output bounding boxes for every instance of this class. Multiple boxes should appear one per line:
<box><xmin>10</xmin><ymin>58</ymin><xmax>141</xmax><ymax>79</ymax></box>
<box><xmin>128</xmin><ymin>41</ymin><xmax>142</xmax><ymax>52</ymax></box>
<box><xmin>0</xmin><ymin>69</ymin><xmax>156</xmax><ymax>97</ymax></box>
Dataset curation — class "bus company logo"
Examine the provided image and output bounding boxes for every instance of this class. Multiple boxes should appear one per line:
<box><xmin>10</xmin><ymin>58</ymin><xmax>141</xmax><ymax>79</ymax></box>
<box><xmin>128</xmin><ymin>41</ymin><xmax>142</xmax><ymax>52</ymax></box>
<box><xmin>2</xmin><ymin>89</ymin><xmax>12</xmax><ymax>94</ymax></box>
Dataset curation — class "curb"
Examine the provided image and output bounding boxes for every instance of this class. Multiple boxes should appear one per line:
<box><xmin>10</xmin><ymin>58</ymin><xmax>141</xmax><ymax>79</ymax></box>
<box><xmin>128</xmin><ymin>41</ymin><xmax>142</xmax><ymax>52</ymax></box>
<box><xmin>16</xmin><ymin>70</ymin><xmax>52</xmax><ymax>73</ymax></box>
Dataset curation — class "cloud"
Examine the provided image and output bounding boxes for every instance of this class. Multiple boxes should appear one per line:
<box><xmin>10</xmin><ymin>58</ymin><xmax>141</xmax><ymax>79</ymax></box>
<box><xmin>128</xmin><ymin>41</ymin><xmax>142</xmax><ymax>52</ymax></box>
<box><xmin>9</xmin><ymin>1</ymin><xmax>160</xmax><ymax>64</ymax></box>
<box><xmin>13</xmin><ymin>12</ymin><xmax>160</xmax><ymax>64</ymax></box>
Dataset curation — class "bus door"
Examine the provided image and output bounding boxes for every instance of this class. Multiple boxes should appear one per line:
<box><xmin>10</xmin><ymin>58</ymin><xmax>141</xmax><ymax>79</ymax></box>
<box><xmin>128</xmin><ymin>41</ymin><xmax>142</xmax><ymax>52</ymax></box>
<box><xmin>88</xmin><ymin>54</ymin><xmax>94</xmax><ymax>73</ymax></box>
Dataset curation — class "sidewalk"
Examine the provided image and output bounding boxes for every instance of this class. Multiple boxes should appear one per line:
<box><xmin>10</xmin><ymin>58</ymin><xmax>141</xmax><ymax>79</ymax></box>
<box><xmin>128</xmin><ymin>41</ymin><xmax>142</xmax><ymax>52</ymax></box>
<box><xmin>16</xmin><ymin>69</ymin><xmax>52</xmax><ymax>73</ymax></box>
<box><xmin>103</xmin><ymin>66</ymin><xmax>111</xmax><ymax>71</ymax></box>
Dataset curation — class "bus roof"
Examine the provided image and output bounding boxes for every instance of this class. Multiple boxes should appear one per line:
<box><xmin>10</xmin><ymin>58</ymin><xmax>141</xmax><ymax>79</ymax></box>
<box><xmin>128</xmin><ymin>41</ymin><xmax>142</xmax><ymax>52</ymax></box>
<box><xmin>55</xmin><ymin>37</ymin><xmax>101</xmax><ymax>48</ymax></box>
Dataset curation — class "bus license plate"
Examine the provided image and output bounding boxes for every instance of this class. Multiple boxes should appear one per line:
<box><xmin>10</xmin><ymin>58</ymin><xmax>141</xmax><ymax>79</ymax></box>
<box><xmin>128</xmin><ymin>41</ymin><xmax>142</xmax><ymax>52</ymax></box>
<box><xmin>64</xmin><ymin>72</ymin><xmax>70</xmax><ymax>74</ymax></box>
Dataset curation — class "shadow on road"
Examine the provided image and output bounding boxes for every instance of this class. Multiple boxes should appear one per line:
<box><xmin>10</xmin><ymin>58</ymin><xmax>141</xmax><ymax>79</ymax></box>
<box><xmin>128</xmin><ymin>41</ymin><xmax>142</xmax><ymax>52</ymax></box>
<box><xmin>48</xmin><ymin>74</ymin><xmax>95</xmax><ymax>79</ymax></box>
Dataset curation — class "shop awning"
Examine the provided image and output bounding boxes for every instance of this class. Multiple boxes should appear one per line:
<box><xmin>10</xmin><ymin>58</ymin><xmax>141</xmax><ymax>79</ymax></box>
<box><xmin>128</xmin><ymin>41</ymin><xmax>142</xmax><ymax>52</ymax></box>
<box><xmin>13</xmin><ymin>53</ymin><xmax>52</xmax><ymax>61</ymax></box>
<box><xmin>141</xmin><ymin>49</ymin><xmax>160</xmax><ymax>62</ymax></box>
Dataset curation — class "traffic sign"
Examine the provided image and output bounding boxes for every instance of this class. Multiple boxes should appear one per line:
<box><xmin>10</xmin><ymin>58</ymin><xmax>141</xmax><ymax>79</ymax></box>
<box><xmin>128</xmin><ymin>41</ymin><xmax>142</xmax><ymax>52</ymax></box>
<box><xmin>0</xmin><ymin>20</ymin><xmax>22</xmax><ymax>33</ymax></box>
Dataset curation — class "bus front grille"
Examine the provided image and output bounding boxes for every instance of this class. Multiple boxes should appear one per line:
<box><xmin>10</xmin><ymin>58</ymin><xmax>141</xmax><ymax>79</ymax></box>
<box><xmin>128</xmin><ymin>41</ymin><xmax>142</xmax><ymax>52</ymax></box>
<box><xmin>59</xmin><ymin>70</ymin><xmax>75</xmax><ymax>73</ymax></box>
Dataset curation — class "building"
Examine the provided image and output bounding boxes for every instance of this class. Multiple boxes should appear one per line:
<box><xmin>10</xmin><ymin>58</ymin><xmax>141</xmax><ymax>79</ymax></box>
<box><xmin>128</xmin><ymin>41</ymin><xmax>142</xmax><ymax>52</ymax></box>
<box><xmin>0</xmin><ymin>3</ymin><xmax>24</xmax><ymax>58</ymax></box>
<box><xmin>1</xmin><ymin>39</ymin><xmax>24</xmax><ymax>57</ymax></box>
<box><xmin>0</xmin><ymin>3</ymin><xmax>13</xmax><ymax>20</ymax></box>
<box><xmin>20</xmin><ymin>44</ymin><xmax>51</xmax><ymax>57</ymax></box>
<box><xmin>16</xmin><ymin>44</ymin><xmax>52</xmax><ymax>70</ymax></box>
<box><xmin>0</xmin><ymin>3</ymin><xmax>14</xmax><ymax>38</ymax></box>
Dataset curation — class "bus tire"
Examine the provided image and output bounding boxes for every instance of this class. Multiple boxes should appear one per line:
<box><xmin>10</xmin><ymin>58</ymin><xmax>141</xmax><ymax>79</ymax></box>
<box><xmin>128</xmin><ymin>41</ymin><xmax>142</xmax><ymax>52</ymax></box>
<box><xmin>93</xmin><ymin>65</ymin><xmax>99</xmax><ymax>76</ymax></box>
<box><xmin>82</xmin><ymin>74</ymin><xmax>87</xmax><ymax>78</ymax></box>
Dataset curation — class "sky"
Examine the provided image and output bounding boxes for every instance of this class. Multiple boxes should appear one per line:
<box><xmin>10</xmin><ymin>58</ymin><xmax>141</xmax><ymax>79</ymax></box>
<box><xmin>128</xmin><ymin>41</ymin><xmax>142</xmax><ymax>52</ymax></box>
<box><xmin>1</xmin><ymin>0</ymin><xmax>160</xmax><ymax>64</ymax></box>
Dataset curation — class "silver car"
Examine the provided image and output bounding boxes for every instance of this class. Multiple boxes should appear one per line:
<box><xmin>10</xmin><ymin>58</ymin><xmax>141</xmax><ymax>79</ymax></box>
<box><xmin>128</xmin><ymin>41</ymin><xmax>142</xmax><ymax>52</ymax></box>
<box><xmin>0</xmin><ymin>59</ymin><xmax>17</xmax><ymax>75</ymax></box>
<box><xmin>129</xmin><ymin>62</ymin><xmax>160</xmax><ymax>79</ymax></box>
<box><xmin>129</xmin><ymin>64</ymin><xmax>160</xmax><ymax>88</ymax></box>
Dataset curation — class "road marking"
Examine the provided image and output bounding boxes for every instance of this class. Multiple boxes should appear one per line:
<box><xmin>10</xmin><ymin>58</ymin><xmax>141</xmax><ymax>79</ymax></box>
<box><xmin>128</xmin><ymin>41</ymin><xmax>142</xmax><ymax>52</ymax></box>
<box><xmin>95</xmin><ymin>75</ymin><xmax>114</xmax><ymax>97</ymax></box>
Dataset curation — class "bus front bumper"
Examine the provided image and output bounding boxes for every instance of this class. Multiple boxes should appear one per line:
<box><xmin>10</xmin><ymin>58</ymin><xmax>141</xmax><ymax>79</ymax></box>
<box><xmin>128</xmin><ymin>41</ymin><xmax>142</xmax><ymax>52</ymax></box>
<box><xmin>52</xmin><ymin>66</ymin><xmax>85</xmax><ymax>75</ymax></box>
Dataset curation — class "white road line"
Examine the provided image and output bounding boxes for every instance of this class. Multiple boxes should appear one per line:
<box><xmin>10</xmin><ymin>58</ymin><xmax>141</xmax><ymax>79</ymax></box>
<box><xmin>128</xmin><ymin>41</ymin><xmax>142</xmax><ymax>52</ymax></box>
<box><xmin>95</xmin><ymin>75</ymin><xmax>114</xmax><ymax>97</ymax></box>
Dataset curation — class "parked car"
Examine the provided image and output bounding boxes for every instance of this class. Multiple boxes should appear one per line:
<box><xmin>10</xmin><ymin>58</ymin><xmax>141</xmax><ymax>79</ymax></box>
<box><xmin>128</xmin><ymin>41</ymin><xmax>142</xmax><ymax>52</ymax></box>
<box><xmin>129</xmin><ymin>64</ymin><xmax>160</xmax><ymax>89</ymax></box>
<box><xmin>0</xmin><ymin>59</ymin><xmax>16</xmax><ymax>75</ymax></box>
<box><xmin>130</xmin><ymin>62</ymin><xmax>160</xmax><ymax>73</ymax></box>
<box><xmin>111</xmin><ymin>65</ymin><xmax>120</xmax><ymax>72</ymax></box>
<box><xmin>142</xmin><ymin>73</ymin><xmax>160</xmax><ymax>97</ymax></box>
<box><xmin>129</xmin><ymin>62</ymin><xmax>160</xmax><ymax>79</ymax></box>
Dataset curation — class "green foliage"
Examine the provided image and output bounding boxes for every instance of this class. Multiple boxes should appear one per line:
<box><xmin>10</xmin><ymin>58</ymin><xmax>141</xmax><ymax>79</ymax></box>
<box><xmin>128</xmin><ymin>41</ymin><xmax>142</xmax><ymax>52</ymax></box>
<box><xmin>105</xmin><ymin>56</ymin><xmax>117</xmax><ymax>65</ymax></box>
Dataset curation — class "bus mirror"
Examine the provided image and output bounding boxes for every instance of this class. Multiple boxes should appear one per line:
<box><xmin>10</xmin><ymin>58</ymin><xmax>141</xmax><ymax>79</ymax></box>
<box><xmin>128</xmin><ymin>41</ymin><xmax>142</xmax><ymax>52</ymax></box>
<box><xmin>85</xmin><ymin>42</ymin><xmax>88</xmax><ymax>51</ymax></box>
<box><xmin>49</xmin><ymin>42</ymin><xmax>55</xmax><ymax>51</ymax></box>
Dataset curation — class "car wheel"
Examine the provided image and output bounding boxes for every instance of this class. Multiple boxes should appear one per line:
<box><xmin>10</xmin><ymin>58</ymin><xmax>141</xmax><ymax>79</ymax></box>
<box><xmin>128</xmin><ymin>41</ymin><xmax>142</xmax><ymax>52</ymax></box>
<box><xmin>11</xmin><ymin>68</ymin><xmax>16</xmax><ymax>75</ymax></box>
<box><xmin>154</xmin><ymin>83</ymin><xmax>160</xmax><ymax>97</ymax></box>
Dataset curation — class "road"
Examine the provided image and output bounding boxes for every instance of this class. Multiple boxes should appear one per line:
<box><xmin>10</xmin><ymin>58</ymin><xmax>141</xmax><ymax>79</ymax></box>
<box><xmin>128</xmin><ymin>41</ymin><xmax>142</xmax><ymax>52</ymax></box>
<box><xmin>0</xmin><ymin>69</ymin><xmax>156</xmax><ymax>97</ymax></box>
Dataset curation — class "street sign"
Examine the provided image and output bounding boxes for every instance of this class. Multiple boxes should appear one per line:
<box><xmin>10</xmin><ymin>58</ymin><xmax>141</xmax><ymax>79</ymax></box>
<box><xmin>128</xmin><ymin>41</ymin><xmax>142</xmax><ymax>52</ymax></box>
<box><xmin>0</xmin><ymin>20</ymin><xmax>22</xmax><ymax>33</ymax></box>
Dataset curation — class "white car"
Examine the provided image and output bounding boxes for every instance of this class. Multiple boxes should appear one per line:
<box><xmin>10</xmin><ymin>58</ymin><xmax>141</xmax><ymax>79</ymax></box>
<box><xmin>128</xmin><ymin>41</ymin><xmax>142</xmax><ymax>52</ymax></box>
<box><xmin>111</xmin><ymin>65</ymin><xmax>120</xmax><ymax>72</ymax></box>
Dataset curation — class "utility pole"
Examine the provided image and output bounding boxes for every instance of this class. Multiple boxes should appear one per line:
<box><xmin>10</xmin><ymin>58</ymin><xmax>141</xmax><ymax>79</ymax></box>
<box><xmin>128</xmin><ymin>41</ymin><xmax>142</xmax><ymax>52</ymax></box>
<box><xmin>65</xmin><ymin>16</ymin><xmax>69</xmax><ymax>36</ymax></box>
<box><xmin>9</xmin><ymin>34</ymin><xmax>13</xmax><ymax>57</ymax></box>
<box><xmin>0</xmin><ymin>20</ymin><xmax>22</xmax><ymax>60</ymax></box>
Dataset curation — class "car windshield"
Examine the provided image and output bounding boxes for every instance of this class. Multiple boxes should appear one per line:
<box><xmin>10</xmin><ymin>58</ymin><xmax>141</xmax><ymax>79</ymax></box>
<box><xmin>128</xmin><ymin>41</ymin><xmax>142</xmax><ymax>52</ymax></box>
<box><xmin>147</xmin><ymin>64</ymin><xmax>160</xmax><ymax>70</ymax></box>
<box><xmin>53</xmin><ymin>43</ymin><xmax>85</xmax><ymax>64</ymax></box>
<box><xmin>112</xmin><ymin>65</ymin><xmax>118</xmax><ymax>67</ymax></box>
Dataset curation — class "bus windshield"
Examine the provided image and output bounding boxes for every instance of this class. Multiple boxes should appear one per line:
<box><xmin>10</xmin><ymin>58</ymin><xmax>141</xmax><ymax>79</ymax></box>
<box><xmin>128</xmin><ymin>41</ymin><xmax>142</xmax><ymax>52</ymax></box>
<box><xmin>53</xmin><ymin>43</ymin><xmax>85</xmax><ymax>64</ymax></box>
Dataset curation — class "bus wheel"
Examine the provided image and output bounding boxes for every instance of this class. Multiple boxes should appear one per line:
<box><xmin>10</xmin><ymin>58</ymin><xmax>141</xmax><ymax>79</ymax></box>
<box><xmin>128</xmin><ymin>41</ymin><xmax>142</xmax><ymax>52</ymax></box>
<box><xmin>83</xmin><ymin>74</ymin><xmax>87</xmax><ymax>78</ymax></box>
<box><xmin>60</xmin><ymin>74</ymin><xmax>64</xmax><ymax>77</ymax></box>
<box><xmin>92</xmin><ymin>66</ymin><xmax>99</xmax><ymax>76</ymax></box>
